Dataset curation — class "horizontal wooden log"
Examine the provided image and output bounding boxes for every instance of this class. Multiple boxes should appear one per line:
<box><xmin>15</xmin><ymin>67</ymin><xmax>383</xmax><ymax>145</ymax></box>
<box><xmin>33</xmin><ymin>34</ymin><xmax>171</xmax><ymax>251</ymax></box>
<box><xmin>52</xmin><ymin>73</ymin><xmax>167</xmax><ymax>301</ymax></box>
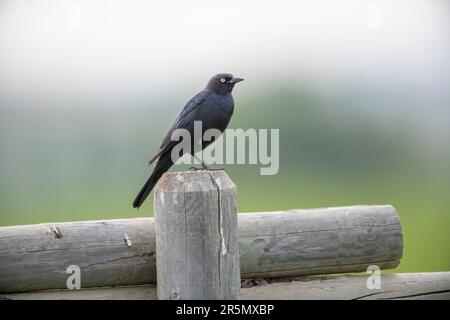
<box><xmin>0</xmin><ymin>218</ymin><xmax>155</xmax><ymax>293</ymax></box>
<box><xmin>241</xmin><ymin>272</ymin><xmax>450</xmax><ymax>300</ymax></box>
<box><xmin>238</xmin><ymin>205</ymin><xmax>402</xmax><ymax>279</ymax></box>
<box><xmin>0</xmin><ymin>284</ymin><xmax>157</xmax><ymax>300</ymax></box>
<box><xmin>1</xmin><ymin>272</ymin><xmax>448</xmax><ymax>300</ymax></box>
<box><xmin>0</xmin><ymin>205</ymin><xmax>402</xmax><ymax>293</ymax></box>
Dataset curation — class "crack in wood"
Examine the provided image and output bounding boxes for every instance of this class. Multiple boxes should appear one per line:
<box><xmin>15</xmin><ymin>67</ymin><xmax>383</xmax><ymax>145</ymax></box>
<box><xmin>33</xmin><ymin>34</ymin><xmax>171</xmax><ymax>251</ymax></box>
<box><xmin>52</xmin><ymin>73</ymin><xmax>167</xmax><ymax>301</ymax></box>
<box><xmin>82</xmin><ymin>253</ymin><xmax>154</xmax><ymax>269</ymax></box>
<box><xmin>384</xmin><ymin>289</ymin><xmax>450</xmax><ymax>300</ymax></box>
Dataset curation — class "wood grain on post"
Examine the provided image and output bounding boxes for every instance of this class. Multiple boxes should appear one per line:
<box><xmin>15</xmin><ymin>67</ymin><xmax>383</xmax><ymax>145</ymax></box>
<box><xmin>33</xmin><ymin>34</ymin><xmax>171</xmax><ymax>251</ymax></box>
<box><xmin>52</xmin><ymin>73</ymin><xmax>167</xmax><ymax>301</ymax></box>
<box><xmin>154</xmin><ymin>171</ymin><xmax>240</xmax><ymax>300</ymax></box>
<box><xmin>0</xmin><ymin>205</ymin><xmax>402</xmax><ymax>293</ymax></box>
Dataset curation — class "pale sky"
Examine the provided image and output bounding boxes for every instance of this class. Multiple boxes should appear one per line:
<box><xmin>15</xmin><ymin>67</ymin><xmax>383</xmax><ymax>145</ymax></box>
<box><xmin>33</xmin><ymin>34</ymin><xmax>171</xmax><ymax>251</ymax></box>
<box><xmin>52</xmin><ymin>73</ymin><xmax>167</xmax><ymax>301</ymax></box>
<box><xmin>0</xmin><ymin>0</ymin><xmax>448</xmax><ymax>109</ymax></box>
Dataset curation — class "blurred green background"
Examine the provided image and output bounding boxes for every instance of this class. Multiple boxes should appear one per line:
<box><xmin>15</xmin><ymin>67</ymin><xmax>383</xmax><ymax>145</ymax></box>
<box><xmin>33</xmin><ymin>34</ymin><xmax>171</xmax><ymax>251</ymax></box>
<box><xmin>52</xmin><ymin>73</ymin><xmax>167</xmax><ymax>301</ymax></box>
<box><xmin>0</xmin><ymin>0</ymin><xmax>449</xmax><ymax>273</ymax></box>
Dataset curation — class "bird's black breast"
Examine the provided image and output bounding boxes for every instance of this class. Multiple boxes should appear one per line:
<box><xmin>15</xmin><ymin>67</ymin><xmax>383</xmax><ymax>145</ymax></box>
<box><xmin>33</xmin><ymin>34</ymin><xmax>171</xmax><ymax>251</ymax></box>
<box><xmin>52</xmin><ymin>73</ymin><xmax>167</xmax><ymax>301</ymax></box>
<box><xmin>190</xmin><ymin>92</ymin><xmax>234</xmax><ymax>151</ymax></box>
<box><xmin>195</xmin><ymin>92</ymin><xmax>233</xmax><ymax>131</ymax></box>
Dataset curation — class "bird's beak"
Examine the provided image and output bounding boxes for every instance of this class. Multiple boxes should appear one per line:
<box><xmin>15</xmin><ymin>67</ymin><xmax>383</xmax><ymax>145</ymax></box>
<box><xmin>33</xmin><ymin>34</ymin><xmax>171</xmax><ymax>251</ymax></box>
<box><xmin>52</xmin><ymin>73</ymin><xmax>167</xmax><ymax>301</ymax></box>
<box><xmin>228</xmin><ymin>77</ymin><xmax>244</xmax><ymax>84</ymax></box>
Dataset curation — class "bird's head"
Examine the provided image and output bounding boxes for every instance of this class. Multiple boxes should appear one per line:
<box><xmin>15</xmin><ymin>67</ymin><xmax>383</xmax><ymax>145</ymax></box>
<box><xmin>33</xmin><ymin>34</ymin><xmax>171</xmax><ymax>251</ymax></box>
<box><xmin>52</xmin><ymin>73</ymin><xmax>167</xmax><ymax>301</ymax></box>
<box><xmin>205</xmin><ymin>73</ymin><xmax>244</xmax><ymax>95</ymax></box>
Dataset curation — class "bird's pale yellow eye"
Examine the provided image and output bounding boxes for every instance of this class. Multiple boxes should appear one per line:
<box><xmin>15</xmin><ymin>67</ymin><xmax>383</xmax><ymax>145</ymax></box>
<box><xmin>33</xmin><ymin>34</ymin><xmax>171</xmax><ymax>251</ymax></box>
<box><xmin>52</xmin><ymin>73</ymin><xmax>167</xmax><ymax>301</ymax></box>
<box><xmin>220</xmin><ymin>78</ymin><xmax>226</xmax><ymax>83</ymax></box>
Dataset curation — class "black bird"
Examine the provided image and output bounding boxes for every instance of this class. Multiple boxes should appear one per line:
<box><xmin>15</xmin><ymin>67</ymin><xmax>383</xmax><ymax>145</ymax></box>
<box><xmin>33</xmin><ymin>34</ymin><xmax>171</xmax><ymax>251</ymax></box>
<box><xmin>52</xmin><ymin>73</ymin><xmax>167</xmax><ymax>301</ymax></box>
<box><xmin>132</xmin><ymin>73</ymin><xmax>244</xmax><ymax>208</ymax></box>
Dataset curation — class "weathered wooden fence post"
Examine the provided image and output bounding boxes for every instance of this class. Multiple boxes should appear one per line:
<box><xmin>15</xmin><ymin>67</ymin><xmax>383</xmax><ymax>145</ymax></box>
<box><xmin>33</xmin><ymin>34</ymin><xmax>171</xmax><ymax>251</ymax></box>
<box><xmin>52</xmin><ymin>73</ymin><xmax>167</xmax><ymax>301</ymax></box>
<box><xmin>154</xmin><ymin>171</ymin><xmax>240</xmax><ymax>300</ymax></box>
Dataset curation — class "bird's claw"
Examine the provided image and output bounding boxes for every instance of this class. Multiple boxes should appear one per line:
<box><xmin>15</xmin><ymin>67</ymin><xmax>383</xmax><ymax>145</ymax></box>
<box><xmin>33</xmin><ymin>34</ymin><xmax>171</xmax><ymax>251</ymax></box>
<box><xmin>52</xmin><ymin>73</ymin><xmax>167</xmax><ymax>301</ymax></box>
<box><xmin>204</xmin><ymin>167</ymin><xmax>225</xmax><ymax>171</ymax></box>
<box><xmin>189</xmin><ymin>164</ymin><xmax>225</xmax><ymax>171</ymax></box>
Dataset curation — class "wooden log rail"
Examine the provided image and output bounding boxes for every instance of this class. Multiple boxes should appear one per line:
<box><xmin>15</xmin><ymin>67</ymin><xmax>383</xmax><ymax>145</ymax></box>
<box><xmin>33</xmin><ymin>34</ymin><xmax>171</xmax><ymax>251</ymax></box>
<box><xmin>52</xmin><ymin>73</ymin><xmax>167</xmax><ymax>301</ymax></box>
<box><xmin>0</xmin><ymin>205</ymin><xmax>402</xmax><ymax>293</ymax></box>
<box><xmin>0</xmin><ymin>171</ymin><xmax>406</xmax><ymax>299</ymax></box>
<box><xmin>2</xmin><ymin>272</ymin><xmax>449</xmax><ymax>300</ymax></box>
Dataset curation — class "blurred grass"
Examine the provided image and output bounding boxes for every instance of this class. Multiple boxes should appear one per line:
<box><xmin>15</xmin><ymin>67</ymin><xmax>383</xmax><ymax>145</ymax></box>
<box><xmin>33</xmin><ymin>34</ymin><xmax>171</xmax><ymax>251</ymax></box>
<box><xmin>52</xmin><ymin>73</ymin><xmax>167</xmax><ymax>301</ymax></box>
<box><xmin>0</xmin><ymin>89</ymin><xmax>449</xmax><ymax>273</ymax></box>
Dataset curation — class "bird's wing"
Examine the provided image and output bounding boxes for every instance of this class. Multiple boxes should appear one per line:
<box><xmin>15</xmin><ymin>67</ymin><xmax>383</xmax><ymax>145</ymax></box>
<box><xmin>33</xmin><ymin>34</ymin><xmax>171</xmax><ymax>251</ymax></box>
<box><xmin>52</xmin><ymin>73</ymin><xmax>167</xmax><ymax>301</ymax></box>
<box><xmin>148</xmin><ymin>90</ymin><xmax>211</xmax><ymax>165</ymax></box>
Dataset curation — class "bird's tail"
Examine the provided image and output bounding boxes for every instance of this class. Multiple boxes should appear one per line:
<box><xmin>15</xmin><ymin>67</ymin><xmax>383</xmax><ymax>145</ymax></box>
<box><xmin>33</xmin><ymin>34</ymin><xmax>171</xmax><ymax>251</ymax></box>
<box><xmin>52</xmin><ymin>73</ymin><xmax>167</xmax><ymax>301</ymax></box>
<box><xmin>133</xmin><ymin>152</ymin><xmax>173</xmax><ymax>208</ymax></box>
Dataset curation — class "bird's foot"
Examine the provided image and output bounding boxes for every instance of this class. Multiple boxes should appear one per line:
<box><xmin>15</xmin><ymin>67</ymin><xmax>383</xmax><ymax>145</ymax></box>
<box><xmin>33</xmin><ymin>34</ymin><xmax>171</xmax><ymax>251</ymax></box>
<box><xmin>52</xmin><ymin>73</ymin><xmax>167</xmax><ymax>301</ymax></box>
<box><xmin>204</xmin><ymin>167</ymin><xmax>225</xmax><ymax>171</ymax></box>
<box><xmin>189</xmin><ymin>162</ymin><xmax>224</xmax><ymax>171</ymax></box>
<box><xmin>189</xmin><ymin>162</ymin><xmax>208</xmax><ymax>171</ymax></box>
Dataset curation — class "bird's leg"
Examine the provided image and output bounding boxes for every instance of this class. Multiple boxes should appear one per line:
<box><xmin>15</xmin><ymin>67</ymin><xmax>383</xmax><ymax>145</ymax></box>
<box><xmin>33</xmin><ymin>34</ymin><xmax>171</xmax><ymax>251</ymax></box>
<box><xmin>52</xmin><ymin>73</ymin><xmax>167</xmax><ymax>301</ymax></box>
<box><xmin>199</xmin><ymin>161</ymin><xmax>225</xmax><ymax>171</ymax></box>
<box><xmin>188</xmin><ymin>154</ymin><xmax>206</xmax><ymax>171</ymax></box>
<box><xmin>189</xmin><ymin>154</ymin><xmax>224</xmax><ymax>171</ymax></box>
